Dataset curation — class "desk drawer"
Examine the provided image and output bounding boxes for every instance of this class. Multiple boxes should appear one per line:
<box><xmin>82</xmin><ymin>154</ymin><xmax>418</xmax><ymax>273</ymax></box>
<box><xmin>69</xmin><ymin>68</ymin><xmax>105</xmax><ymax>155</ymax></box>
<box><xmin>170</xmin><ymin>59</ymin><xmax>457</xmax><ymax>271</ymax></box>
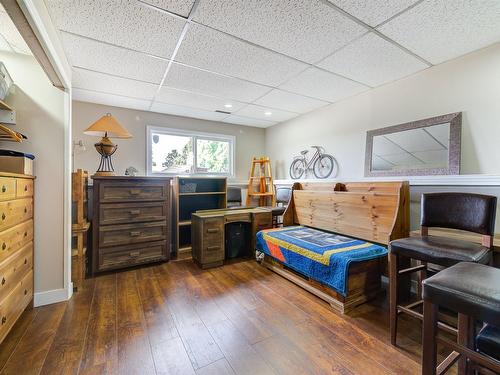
<box><xmin>0</xmin><ymin>198</ymin><xmax>33</xmax><ymax>232</ymax></box>
<box><xmin>0</xmin><ymin>221</ymin><xmax>33</xmax><ymax>264</ymax></box>
<box><xmin>0</xmin><ymin>270</ymin><xmax>33</xmax><ymax>343</ymax></box>
<box><xmin>16</xmin><ymin>179</ymin><xmax>33</xmax><ymax>198</ymax></box>
<box><xmin>225</xmin><ymin>213</ymin><xmax>251</xmax><ymax>223</ymax></box>
<box><xmin>99</xmin><ymin>222</ymin><xmax>167</xmax><ymax>247</ymax></box>
<box><xmin>98</xmin><ymin>242</ymin><xmax>167</xmax><ymax>271</ymax></box>
<box><xmin>100</xmin><ymin>183</ymin><xmax>168</xmax><ymax>202</ymax></box>
<box><xmin>0</xmin><ymin>244</ymin><xmax>32</xmax><ymax>303</ymax></box>
<box><xmin>0</xmin><ymin>178</ymin><xmax>16</xmax><ymax>202</ymax></box>
<box><xmin>100</xmin><ymin>202</ymin><xmax>167</xmax><ymax>225</ymax></box>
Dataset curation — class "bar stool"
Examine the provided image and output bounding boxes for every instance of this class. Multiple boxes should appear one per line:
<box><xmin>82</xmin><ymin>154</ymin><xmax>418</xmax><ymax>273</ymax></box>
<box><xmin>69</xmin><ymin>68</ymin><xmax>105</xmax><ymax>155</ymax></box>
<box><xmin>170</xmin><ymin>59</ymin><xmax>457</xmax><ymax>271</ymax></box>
<box><xmin>389</xmin><ymin>192</ymin><xmax>497</xmax><ymax>346</ymax></box>
<box><xmin>422</xmin><ymin>262</ymin><xmax>500</xmax><ymax>375</ymax></box>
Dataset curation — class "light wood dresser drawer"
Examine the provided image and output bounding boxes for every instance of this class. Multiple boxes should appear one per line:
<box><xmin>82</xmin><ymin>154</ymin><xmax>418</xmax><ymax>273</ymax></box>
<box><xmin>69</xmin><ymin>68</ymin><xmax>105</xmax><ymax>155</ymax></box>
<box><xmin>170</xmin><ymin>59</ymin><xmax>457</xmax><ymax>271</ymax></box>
<box><xmin>0</xmin><ymin>220</ymin><xmax>33</xmax><ymax>264</ymax></box>
<box><xmin>0</xmin><ymin>178</ymin><xmax>16</xmax><ymax>202</ymax></box>
<box><xmin>99</xmin><ymin>242</ymin><xmax>167</xmax><ymax>271</ymax></box>
<box><xmin>0</xmin><ymin>244</ymin><xmax>32</xmax><ymax>303</ymax></box>
<box><xmin>15</xmin><ymin>179</ymin><xmax>33</xmax><ymax>198</ymax></box>
<box><xmin>99</xmin><ymin>221</ymin><xmax>167</xmax><ymax>247</ymax></box>
<box><xmin>100</xmin><ymin>183</ymin><xmax>169</xmax><ymax>202</ymax></box>
<box><xmin>99</xmin><ymin>202</ymin><xmax>167</xmax><ymax>225</ymax></box>
<box><xmin>0</xmin><ymin>198</ymin><xmax>33</xmax><ymax>232</ymax></box>
<box><xmin>0</xmin><ymin>270</ymin><xmax>33</xmax><ymax>343</ymax></box>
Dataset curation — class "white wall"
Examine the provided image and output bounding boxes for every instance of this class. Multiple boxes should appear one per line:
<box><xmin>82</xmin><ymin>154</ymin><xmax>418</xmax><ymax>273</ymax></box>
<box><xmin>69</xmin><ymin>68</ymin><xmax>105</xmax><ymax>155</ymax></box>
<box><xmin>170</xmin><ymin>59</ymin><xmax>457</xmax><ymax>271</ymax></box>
<box><xmin>72</xmin><ymin>101</ymin><xmax>266</xmax><ymax>181</ymax></box>
<box><xmin>0</xmin><ymin>51</ymin><xmax>66</xmax><ymax>295</ymax></box>
<box><xmin>266</xmin><ymin>42</ymin><xmax>500</xmax><ymax>179</ymax></box>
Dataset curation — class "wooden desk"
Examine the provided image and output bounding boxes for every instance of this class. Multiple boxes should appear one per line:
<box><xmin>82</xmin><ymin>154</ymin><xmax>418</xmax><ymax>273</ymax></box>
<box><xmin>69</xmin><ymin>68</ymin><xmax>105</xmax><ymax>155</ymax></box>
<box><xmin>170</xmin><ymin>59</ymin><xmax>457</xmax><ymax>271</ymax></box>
<box><xmin>191</xmin><ymin>207</ymin><xmax>272</xmax><ymax>269</ymax></box>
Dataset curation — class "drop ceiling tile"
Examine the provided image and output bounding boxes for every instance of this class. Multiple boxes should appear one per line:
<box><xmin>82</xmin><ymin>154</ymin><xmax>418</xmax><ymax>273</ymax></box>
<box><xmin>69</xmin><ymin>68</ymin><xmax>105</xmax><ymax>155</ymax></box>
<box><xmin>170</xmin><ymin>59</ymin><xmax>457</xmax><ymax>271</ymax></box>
<box><xmin>61</xmin><ymin>33</ymin><xmax>168</xmax><ymax>84</ymax></box>
<box><xmin>192</xmin><ymin>0</ymin><xmax>367</xmax><ymax>63</ymax></box>
<box><xmin>378</xmin><ymin>0</ymin><xmax>500</xmax><ymax>64</ymax></box>
<box><xmin>45</xmin><ymin>0</ymin><xmax>185</xmax><ymax>57</ymax></box>
<box><xmin>223</xmin><ymin>115</ymin><xmax>276</xmax><ymax>128</ymax></box>
<box><xmin>151</xmin><ymin>101</ymin><xmax>229</xmax><ymax>122</ymax></box>
<box><xmin>280</xmin><ymin>67</ymin><xmax>368</xmax><ymax>102</ymax></box>
<box><xmin>234</xmin><ymin>104</ymin><xmax>298</xmax><ymax>123</ymax></box>
<box><xmin>328</xmin><ymin>0</ymin><xmax>419</xmax><ymax>27</ymax></box>
<box><xmin>176</xmin><ymin>23</ymin><xmax>308</xmax><ymax>86</ymax></box>
<box><xmin>318</xmin><ymin>33</ymin><xmax>428</xmax><ymax>87</ymax></box>
<box><xmin>72</xmin><ymin>68</ymin><xmax>159</xmax><ymax>100</ymax></box>
<box><xmin>73</xmin><ymin>88</ymin><xmax>151</xmax><ymax>111</ymax></box>
<box><xmin>155</xmin><ymin>86</ymin><xmax>246</xmax><ymax>112</ymax></box>
<box><xmin>140</xmin><ymin>0</ymin><xmax>195</xmax><ymax>17</ymax></box>
<box><xmin>164</xmin><ymin>63</ymin><xmax>270</xmax><ymax>103</ymax></box>
<box><xmin>254</xmin><ymin>89</ymin><xmax>329</xmax><ymax>114</ymax></box>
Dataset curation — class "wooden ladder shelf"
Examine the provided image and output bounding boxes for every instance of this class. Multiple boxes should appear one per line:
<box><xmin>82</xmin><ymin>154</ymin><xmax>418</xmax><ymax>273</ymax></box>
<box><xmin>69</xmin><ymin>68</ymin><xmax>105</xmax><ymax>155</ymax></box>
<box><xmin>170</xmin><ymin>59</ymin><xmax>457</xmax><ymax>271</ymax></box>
<box><xmin>246</xmin><ymin>157</ymin><xmax>276</xmax><ymax>206</ymax></box>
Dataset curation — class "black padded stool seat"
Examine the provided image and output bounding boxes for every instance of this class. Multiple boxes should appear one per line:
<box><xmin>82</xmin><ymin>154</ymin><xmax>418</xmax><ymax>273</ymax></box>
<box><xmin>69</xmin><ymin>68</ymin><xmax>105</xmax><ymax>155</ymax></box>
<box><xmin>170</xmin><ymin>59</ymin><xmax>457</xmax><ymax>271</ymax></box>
<box><xmin>266</xmin><ymin>206</ymin><xmax>286</xmax><ymax>216</ymax></box>
<box><xmin>422</xmin><ymin>262</ymin><xmax>500</xmax><ymax>374</ymax></box>
<box><xmin>423</xmin><ymin>262</ymin><xmax>500</xmax><ymax>326</ymax></box>
<box><xmin>476</xmin><ymin>324</ymin><xmax>500</xmax><ymax>361</ymax></box>
<box><xmin>389</xmin><ymin>236</ymin><xmax>491</xmax><ymax>267</ymax></box>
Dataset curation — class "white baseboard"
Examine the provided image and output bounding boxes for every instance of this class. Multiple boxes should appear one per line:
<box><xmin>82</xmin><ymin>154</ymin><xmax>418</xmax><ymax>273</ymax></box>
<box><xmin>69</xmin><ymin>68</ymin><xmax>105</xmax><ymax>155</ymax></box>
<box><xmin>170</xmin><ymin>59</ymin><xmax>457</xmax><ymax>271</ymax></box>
<box><xmin>34</xmin><ymin>283</ymin><xmax>73</xmax><ymax>307</ymax></box>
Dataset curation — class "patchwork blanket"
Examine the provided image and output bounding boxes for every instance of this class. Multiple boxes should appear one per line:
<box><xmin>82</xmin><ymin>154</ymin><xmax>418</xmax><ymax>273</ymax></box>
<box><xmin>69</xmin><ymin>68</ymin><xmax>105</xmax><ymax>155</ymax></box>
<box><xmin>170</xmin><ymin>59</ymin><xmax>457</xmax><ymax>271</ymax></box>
<box><xmin>255</xmin><ymin>226</ymin><xmax>387</xmax><ymax>296</ymax></box>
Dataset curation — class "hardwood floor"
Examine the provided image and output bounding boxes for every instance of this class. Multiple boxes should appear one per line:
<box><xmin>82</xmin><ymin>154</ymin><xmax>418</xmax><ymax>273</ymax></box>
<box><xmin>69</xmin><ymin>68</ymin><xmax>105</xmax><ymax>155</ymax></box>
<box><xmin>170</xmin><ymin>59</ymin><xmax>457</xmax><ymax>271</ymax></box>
<box><xmin>0</xmin><ymin>259</ymin><xmax>458</xmax><ymax>375</ymax></box>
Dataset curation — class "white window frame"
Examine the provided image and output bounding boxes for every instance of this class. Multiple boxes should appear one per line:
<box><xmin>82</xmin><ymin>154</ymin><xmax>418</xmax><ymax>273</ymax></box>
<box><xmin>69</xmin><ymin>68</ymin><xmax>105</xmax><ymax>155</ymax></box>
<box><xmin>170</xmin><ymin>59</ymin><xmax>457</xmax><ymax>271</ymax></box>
<box><xmin>146</xmin><ymin>126</ymin><xmax>235</xmax><ymax>177</ymax></box>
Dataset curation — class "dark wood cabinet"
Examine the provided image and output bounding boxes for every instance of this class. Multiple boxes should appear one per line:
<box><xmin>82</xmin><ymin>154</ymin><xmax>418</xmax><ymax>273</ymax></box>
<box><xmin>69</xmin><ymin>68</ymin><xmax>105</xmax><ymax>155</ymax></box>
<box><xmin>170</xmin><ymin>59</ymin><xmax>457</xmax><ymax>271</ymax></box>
<box><xmin>91</xmin><ymin>176</ymin><xmax>171</xmax><ymax>274</ymax></box>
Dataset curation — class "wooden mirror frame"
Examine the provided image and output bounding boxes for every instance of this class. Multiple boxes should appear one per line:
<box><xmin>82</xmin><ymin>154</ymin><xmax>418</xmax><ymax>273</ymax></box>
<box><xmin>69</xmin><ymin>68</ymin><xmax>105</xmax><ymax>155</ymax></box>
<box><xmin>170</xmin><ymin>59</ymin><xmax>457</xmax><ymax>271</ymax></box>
<box><xmin>364</xmin><ymin>112</ymin><xmax>462</xmax><ymax>177</ymax></box>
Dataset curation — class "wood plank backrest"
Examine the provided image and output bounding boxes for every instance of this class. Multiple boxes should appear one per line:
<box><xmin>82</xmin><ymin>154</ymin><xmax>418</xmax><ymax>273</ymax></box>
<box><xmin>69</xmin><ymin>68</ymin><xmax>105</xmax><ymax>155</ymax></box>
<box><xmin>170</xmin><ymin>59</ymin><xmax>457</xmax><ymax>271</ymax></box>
<box><xmin>284</xmin><ymin>181</ymin><xmax>409</xmax><ymax>245</ymax></box>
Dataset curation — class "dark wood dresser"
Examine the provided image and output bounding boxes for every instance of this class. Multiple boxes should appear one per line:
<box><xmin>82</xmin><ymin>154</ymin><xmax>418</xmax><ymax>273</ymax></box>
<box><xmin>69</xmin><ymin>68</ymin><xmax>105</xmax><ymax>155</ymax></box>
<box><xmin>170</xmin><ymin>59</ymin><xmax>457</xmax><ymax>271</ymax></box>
<box><xmin>91</xmin><ymin>176</ymin><xmax>171</xmax><ymax>274</ymax></box>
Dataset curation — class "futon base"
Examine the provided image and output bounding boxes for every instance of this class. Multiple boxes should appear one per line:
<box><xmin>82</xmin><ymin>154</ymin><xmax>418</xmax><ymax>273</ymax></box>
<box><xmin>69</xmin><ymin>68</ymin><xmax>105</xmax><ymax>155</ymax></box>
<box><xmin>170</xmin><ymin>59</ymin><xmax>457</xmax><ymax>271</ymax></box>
<box><xmin>260</xmin><ymin>255</ymin><xmax>383</xmax><ymax>314</ymax></box>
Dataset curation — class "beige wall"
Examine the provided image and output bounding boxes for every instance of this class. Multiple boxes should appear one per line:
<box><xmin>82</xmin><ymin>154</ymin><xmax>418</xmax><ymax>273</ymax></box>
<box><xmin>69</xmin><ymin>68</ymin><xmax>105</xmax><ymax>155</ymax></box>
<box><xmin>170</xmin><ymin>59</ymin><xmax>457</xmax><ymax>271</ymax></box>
<box><xmin>265</xmin><ymin>42</ymin><xmax>500</xmax><ymax>179</ymax></box>
<box><xmin>72</xmin><ymin>101</ymin><xmax>266</xmax><ymax>181</ymax></box>
<box><xmin>0</xmin><ymin>51</ymin><xmax>66</xmax><ymax>294</ymax></box>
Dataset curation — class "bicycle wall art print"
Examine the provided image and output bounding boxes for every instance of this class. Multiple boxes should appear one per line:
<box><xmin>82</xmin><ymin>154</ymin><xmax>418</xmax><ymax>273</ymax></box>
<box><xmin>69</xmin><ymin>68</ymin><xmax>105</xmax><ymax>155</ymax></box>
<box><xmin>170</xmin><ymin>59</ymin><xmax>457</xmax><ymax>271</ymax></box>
<box><xmin>289</xmin><ymin>146</ymin><xmax>338</xmax><ymax>179</ymax></box>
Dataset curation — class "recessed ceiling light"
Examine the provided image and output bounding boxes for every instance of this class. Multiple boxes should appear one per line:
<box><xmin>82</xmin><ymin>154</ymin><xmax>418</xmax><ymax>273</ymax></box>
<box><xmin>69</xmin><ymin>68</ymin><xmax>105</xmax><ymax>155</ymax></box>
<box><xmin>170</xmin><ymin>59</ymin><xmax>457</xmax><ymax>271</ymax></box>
<box><xmin>224</xmin><ymin>103</ymin><xmax>233</xmax><ymax>108</ymax></box>
<box><xmin>264</xmin><ymin>111</ymin><xmax>272</xmax><ymax>116</ymax></box>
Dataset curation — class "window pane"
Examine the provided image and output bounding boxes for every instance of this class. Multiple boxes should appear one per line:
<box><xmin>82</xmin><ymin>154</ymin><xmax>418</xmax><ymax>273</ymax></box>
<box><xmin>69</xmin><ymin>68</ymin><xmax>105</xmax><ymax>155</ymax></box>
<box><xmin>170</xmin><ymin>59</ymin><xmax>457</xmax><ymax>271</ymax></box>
<box><xmin>151</xmin><ymin>132</ymin><xmax>193</xmax><ymax>173</ymax></box>
<box><xmin>196</xmin><ymin>138</ymin><xmax>230</xmax><ymax>174</ymax></box>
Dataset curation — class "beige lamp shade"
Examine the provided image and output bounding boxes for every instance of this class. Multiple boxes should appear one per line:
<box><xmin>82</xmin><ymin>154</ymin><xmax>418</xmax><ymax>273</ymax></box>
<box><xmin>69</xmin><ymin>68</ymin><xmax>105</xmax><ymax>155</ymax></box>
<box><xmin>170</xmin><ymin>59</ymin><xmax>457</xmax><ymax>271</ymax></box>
<box><xmin>83</xmin><ymin>113</ymin><xmax>132</xmax><ymax>138</ymax></box>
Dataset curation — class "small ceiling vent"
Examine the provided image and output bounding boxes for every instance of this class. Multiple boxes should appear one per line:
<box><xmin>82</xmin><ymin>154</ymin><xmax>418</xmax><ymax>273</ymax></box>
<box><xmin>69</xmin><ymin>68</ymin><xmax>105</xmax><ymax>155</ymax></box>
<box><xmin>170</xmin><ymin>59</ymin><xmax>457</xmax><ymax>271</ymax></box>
<box><xmin>215</xmin><ymin>110</ymin><xmax>231</xmax><ymax>115</ymax></box>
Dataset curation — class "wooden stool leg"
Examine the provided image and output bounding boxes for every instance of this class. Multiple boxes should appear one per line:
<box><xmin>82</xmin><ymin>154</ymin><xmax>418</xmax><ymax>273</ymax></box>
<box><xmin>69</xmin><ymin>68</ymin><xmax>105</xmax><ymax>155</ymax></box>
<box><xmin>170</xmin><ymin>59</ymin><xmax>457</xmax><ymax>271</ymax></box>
<box><xmin>458</xmin><ymin>313</ymin><xmax>474</xmax><ymax>375</ymax></box>
<box><xmin>417</xmin><ymin>261</ymin><xmax>427</xmax><ymax>298</ymax></box>
<box><xmin>422</xmin><ymin>299</ymin><xmax>438</xmax><ymax>375</ymax></box>
<box><xmin>389</xmin><ymin>252</ymin><xmax>399</xmax><ymax>346</ymax></box>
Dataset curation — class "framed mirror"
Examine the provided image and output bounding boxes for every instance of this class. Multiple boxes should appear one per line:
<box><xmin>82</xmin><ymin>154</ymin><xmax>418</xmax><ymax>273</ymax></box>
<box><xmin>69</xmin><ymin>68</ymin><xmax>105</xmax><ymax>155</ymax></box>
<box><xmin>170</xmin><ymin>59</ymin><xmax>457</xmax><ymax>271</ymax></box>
<box><xmin>365</xmin><ymin>112</ymin><xmax>462</xmax><ymax>177</ymax></box>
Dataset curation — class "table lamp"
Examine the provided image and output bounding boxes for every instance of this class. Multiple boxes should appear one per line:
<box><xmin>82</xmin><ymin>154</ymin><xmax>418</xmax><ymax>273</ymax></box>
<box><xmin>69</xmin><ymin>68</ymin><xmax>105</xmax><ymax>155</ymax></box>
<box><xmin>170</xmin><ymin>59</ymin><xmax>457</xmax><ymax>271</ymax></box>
<box><xmin>83</xmin><ymin>113</ymin><xmax>132</xmax><ymax>176</ymax></box>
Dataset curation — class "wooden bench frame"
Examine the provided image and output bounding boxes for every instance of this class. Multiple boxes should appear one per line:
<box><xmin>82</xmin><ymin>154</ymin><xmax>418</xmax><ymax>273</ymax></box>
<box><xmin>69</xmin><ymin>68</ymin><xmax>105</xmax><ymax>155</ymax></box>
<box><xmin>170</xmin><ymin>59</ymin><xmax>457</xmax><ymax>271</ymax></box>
<box><xmin>258</xmin><ymin>181</ymin><xmax>410</xmax><ymax>313</ymax></box>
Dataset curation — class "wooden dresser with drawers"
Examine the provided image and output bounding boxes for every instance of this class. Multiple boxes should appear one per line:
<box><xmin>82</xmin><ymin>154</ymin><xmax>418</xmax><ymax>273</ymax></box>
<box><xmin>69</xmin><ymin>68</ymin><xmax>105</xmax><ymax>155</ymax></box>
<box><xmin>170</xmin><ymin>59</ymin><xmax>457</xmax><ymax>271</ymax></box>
<box><xmin>91</xmin><ymin>176</ymin><xmax>171</xmax><ymax>274</ymax></box>
<box><xmin>0</xmin><ymin>173</ymin><xmax>34</xmax><ymax>344</ymax></box>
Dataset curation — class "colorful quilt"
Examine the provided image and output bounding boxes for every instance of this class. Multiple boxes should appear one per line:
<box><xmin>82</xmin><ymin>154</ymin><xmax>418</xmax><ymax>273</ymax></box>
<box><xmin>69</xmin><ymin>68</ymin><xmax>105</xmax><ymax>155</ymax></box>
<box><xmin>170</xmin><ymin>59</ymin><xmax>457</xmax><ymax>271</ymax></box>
<box><xmin>255</xmin><ymin>226</ymin><xmax>387</xmax><ymax>296</ymax></box>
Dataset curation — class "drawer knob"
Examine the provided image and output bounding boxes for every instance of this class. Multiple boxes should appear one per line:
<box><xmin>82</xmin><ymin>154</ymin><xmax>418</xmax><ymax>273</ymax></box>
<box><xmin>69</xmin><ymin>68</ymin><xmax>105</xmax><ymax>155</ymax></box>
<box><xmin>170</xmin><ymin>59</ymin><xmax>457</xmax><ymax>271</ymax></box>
<box><xmin>24</xmin><ymin>185</ymin><xmax>28</xmax><ymax>192</ymax></box>
<box><xmin>130</xmin><ymin>231</ymin><xmax>141</xmax><ymax>237</ymax></box>
<box><xmin>24</xmin><ymin>207</ymin><xmax>27</xmax><ymax>214</ymax></box>
<box><xmin>2</xmin><ymin>242</ymin><xmax>6</xmax><ymax>250</ymax></box>
<box><xmin>129</xmin><ymin>210</ymin><xmax>141</xmax><ymax>215</ymax></box>
<box><xmin>1</xmin><ymin>277</ymin><xmax>5</xmax><ymax>285</ymax></box>
<box><xmin>130</xmin><ymin>251</ymin><xmax>140</xmax><ymax>257</ymax></box>
<box><xmin>1</xmin><ymin>213</ymin><xmax>5</xmax><ymax>220</ymax></box>
<box><xmin>24</xmin><ymin>289</ymin><xmax>27</xmax><ymax>295</ymax></box>
<box><xmin>1</xmin><ymin>186</ymin><xmax>6</xmax><ymax>193</ymax></box>
<box><xmin>1</xmin><ymin>316</ymin><xmax>5</xmax><ymax>325</ymax></box>
<box><xmin>207</xmin><ymin>228</ymin><xmax>219</xmax><ymax>234</ymax></box>
<box><xmin>207</xmin><ymin>245</ymin><xmax>220</xmax><ymax>251</ymax></box>
<box><xmin>24</xmin><ymin>231</ymin><xmax>28</xmax><ymax>237</ymax></box>
<box><xmin>24</xmin><ymin>258</ymin><xmax>27</xmax><ymax>265</ymax></box>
